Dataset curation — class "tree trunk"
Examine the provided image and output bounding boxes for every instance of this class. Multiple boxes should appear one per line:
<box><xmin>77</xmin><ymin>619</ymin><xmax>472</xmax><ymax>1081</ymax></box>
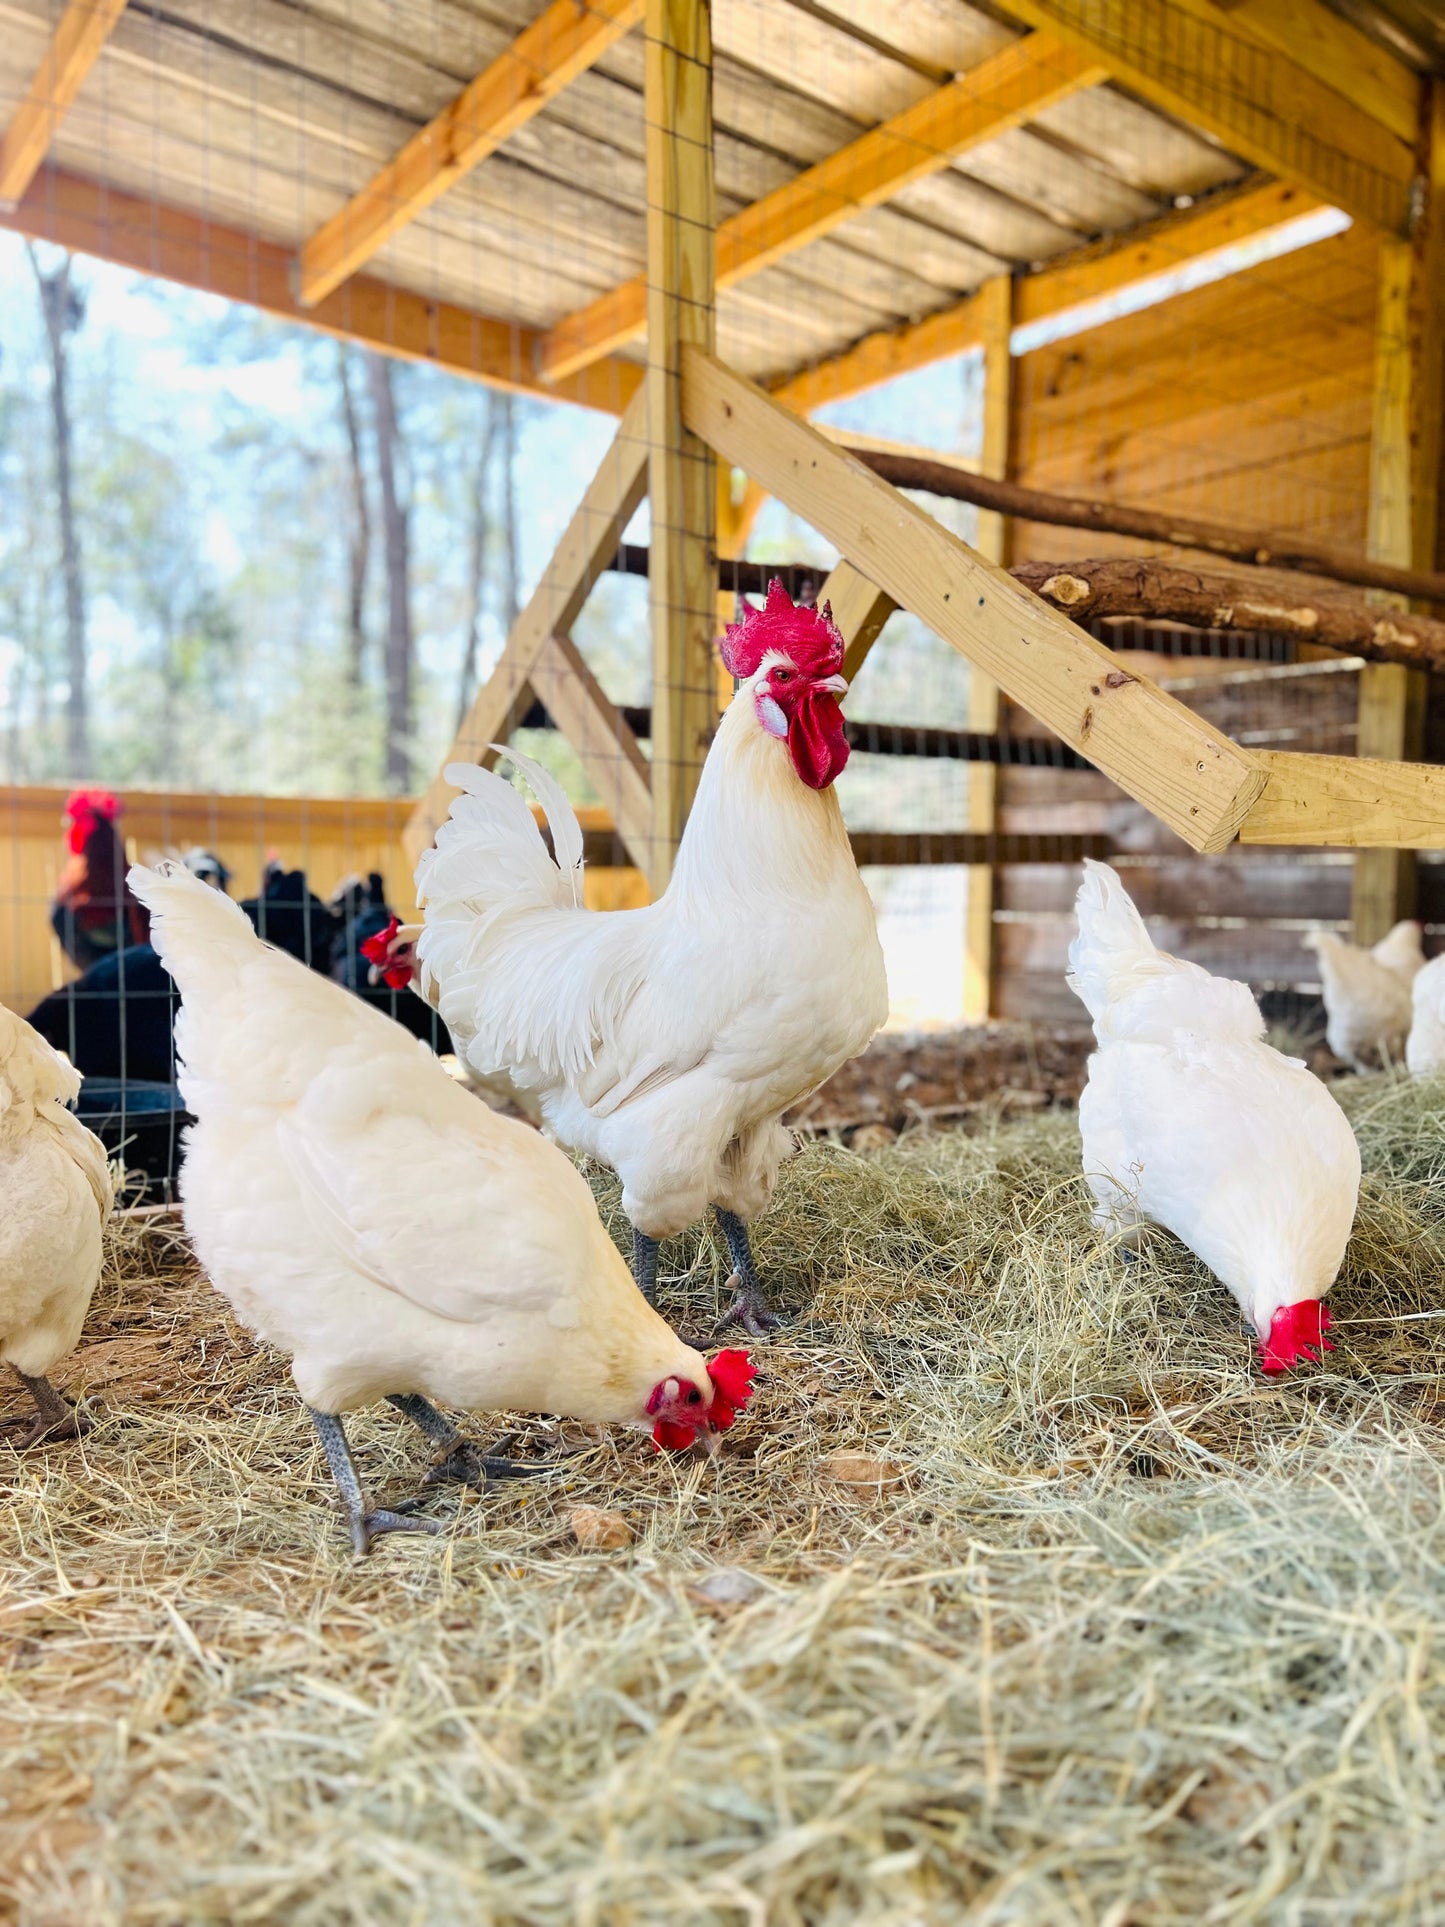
<box><xmin>366</xmin><ymin>353</ymin><xmax>413</xmax><ymax>793</ymax></box>
<box><xmin>336</xmin><ymin>345</ymin><xmax>370</xmax><ymax>693</ymax></box>
<box><xmin>29</xmin><ymin>245</ymin><xmax>90</xmax><ymax>776</ymax></box>
<box><xmin>498</xmin><ymin>393</ymin><xmax>521</xmax><ymax>634</ymax></box>
<box><xmin>455</xmin><ymin>395</ymin><xmax>500</xmax><ymax>734</ymax></box>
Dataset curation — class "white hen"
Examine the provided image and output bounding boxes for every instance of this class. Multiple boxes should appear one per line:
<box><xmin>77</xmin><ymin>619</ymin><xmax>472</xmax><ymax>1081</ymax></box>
<box><xmin>1407</xmin><ymin>952</ymin><xmax>1445</xmax><ymax>1076</ymax></box>
<box><xmin>1302</xmin><ymin>920</ymin><xmax>1422</xmax><ymax>1070</ymax></box>
<box><xmin>1069</xmin><ymin>860</ymin><xmax>1360</xmax><ymax>1373</ymax></box>
<box><xmin>130</xmin><ymin>860</ymin><xmax>754</xmax><ymax>1555</ymax></box>
<box><xmin>416</xmin><ymin>582</ymin><xmax>889</xmax><ymax>1333</ymax></box>
<box><xmin>0</xmin><ymin>1006</ymin><xmax>113</xmax><ymax>1445</ymax></box>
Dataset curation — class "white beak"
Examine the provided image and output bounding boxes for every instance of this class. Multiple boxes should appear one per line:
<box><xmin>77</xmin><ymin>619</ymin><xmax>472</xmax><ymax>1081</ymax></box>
<box><xmin>814</xmin><ymin>674</ymin><xmax>848</xmax><ymax>695</ymax></box>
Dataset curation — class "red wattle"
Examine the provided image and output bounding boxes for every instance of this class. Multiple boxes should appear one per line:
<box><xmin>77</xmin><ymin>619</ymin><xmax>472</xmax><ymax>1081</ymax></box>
<box><xmin>652</xmin><ymin>1418</ymin><xmax>699</xmax><ymax>1453</ymax></box>
<box><xmin>1259</xmin><ymin>1300</ymin><xmax>1334</xmax><ymax>1374</ymax></box>
<box><xmin>788</xmin><ymin>691</ymin><xmax>849</xmax><ymax>790</ymax></box>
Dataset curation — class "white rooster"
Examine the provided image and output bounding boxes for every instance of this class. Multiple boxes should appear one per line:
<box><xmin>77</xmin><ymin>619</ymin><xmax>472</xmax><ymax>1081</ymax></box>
<box><xmin>0</xmin><ymin>1006</ymin><xmax>113</xmax><ymax>1446</ymax></box>
<box><xmin>1302</xmin><ymin>920</ymin><xmax>1422</xmax><ymax>1071</ymax></box>
<box><xmin>415</xmin><ymin>581</ymin><xmax>889</xmax><ymax>1334</ymax></box>
<box><xmin>1069</xmin><ymin>861</ymin><xmax>1360</xmax><ymax>1374</ymax></box>
<box><xmin>129</xmin><ymin>861</ymin><xmax>754</xmax><ymax>1556</ymax></box>
<box><xmin>1406</xmin><ymin>952</ymin><xmax>1445</xmax><ymax>1076</ymax></box>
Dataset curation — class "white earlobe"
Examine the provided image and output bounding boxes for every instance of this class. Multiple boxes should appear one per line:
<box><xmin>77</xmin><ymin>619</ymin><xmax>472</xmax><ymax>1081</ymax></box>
<box><xmin>757</xmin><ymin>694</ymin><xmax>788</xmax><ymax>739</ymax></box>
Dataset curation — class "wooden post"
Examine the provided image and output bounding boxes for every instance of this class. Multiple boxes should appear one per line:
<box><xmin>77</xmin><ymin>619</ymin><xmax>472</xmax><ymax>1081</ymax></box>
<box><xmin>645</xmin><ymin>0</ymin><xmax>716</xmax><ymax>891</ymax></box>
<box><xmin>1352</xmin><ymin>84</ymin><xmax>1445</xmax><ymax>943</ymax></box>
<box><xmin>964</xmin><ymin>273</ymin><xmax>1013</xmax><ymax>1023</ymax></box>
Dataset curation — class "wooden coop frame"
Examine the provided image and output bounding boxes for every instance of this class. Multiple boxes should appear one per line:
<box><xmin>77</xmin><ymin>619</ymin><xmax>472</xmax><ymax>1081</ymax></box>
<box><xmin>5</xmin><ymin>0</ymin><xmax>1445</xmax><ymax>1020</ymax></box>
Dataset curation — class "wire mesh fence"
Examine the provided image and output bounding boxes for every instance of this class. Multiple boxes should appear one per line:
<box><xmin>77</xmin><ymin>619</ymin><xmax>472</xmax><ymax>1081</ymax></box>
<box><xmin>0</xmin><ymin>0</ymin><xmax>1432</xmax><ymax>1183</ymax></box>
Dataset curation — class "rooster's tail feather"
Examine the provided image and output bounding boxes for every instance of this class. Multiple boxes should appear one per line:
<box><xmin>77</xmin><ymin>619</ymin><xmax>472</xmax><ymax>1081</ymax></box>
<box><xmin>1066</xmin><ymin>859</ymin><xmax>1155</xmax><ymax>1023</ymax></box>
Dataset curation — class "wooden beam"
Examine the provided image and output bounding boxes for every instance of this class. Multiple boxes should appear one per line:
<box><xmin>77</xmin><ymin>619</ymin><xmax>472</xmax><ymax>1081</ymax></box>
<box><xmin>574</xmin><ymin>827</ymin><xmax>1114</xmax><ymax>868</ymax></box>
<box><xmin>823</xmin><ymin>563</ymin><xmax>896</xmax><ymax>684</ymax></box>
<box><xmin>645</xmin><ymin>0</ymin><xmax>716</xmax><ymax>892</ymax></box>
<box><xmin>1241</xmin><ymin>751</ymin><xmax>1445</xmax><ymax>848</ymax></box>
<box><xmin>1</xmin><ymin>167</ymin><xmax>642</xmax><ymax>417</ymax></box>
<box><xmin>996</xmin><ymin>0</ymin><xmax>1413</xmax><ymax>233</ymax></box>
<box><xmin>1188</xmin><ymin>0</ymin><xmax>1420</xmax><ymax>147</ymax></box>
<box><xmin>527</xmin><ymin>632</ymin><xmax>654</xmax><ymax>867</ymax></box>
<box><xmin>538</xmin><ymin>33</ymin><xmax>1102</xmax><ymax>383</ymax></box>
<box><xmin>1350</xmin><ymin>86</ymin><xmax>1445</xmax><ymax>940</ymax></box>
<box><xmin>403</xmin><ymin>387</ymin><xmax>649</xmax><ymax>869</ymax></box>
<box><xmin>0</xmin><ymin>0</ymin><xmax>128</xmax><ymax>210</ymax></box>
<box><xmin>296</xmin><ymin>0</ymin><xmax>645</xmax><ymax>307</ymax></box>
<box><xmin>965</xmin><ymin>275</ymin><xmax>1013</xmax><ymax>1024</ymax></box>
<box><xmin>683</xmin><ymin>347</ymin><xmax>1266</xmax><ymax>853</ymax></box>
<box><xmin>772</xmin><ymin>178</ymin><xmax>1323</xmax><ymax>415</ymax></box>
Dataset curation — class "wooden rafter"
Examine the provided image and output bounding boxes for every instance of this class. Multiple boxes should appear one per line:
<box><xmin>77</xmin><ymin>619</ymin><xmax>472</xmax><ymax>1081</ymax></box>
<box><xmin>822</xmin><ymin>563</ymin><xmax>896</xmax><ymax>685</ymax></box>
<box><xmin>773</xmin><ymin>177</ymin><xmax>1323</xmax><ymax>414</ymax></box>
<box><xmin>996</xmin><ymin>0</ymin><xmax>1415</xmax><ymax>233</ymax></box>
<box><xmin>0</xmin><ymin>0</ymin><xmax>128</xmax><ymax>209</ymax></box>
<box><xmin>1178</xmin><ymin>0</ymin><xmax>1419</xmax><ymax>146</ymax></box>
<box><xmin>0</xmin><ymin>168</ymin><xmax>641</xmax><ymax>416</ymax></box>
<box><xmin>538</xmin><ymin>32</ymin><xmax>1103</xmax><ymax>384</ymax></box>
<box><xmin>682</xmin><ymin>346</ymin><xmax>1266</xmax><ymax>854</ymax></box>
<box><xmin>403</xmin><ymin>386</ymin><xmax>649</xmax><ymax>870</ymax></box>
<box><xmin>297</xmin><ymin>0</ymin><xmax>645</xmax><ymax>308</ymax></box>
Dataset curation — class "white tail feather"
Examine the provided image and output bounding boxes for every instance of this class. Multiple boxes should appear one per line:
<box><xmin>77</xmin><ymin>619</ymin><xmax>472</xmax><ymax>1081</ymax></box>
<box><xmin>1066</xmin><ymin>859</ymin><xmax>1156</xmax><ymax>1022</ymax></box>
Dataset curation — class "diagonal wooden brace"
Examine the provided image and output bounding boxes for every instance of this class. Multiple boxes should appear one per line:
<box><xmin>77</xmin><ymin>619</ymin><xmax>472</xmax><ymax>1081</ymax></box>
<box><xmin>403</xmin><ymin>387</ymin><xmax>649</xmax><ymax>871</ymax></box>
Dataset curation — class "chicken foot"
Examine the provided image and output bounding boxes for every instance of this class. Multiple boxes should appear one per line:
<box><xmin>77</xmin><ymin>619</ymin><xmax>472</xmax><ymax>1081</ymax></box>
<box><xmin>3</xmin><ymin>1367</ymin><xmax>90</xmax><ymax>1449</ymax></box>
<box><xmin>308</xmin><ymin>1407</ymin><xmax>444</xmax><ymax>1558</ymax></box>
<box><xmin>386</xmin><ymin>1392</ymin><xmax>546</xmax><ymax>1490</ymax></box>
<box><xmin>713</xmin><ymin>1209</ymin><xmax>784</xmax><ymax>1337</ymax></box>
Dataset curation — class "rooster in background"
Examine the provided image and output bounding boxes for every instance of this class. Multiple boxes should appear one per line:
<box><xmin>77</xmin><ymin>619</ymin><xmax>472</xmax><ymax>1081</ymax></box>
<box><xmin>1070</xmin><ymin>861</ymin><xmax>1359</xmax><ymax>1375</ymax></box>
<box><xmin>1302</xmin><ymin>920</ymin><xmax>1423</xmax><ymax>1071</ymax></box>
<box><xmin>129</xmin><ymin>860</ymin><xmax>754</xmax><ymax>1556</ymax></box>
<box><xmin>0</xmin><ymin>1005</ymin><xmax>113</xmax><ymax>1445</ymax></box>
<box><xmin>52</xmin><ymin>789</ymin><xmax>148</xmax><ymax>970</ymax></box>
<box><xmin>416</xmin><ymin>581</ymin><xmax>888</xmax><ymax>1335</ymax></box>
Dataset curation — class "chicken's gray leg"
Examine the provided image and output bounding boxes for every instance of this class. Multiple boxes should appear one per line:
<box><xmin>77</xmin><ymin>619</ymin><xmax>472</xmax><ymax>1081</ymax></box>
<box><xmin>3</xmin><ymin>1367</ymin><xmax>89</xmax><ymax>1449</ymax></box>
<box><xmin>308</xmin><ymin>1407</ymin><xmax>442</xmax><ymax>1558</ymax></box>
<box><xmin>632</xmin><ymin>1226</ymin><xmax>662</xmax><ymax>1304</ymax></box>
<box><xmin>386</xmin><ymin>1392</ymin><xmax>546</xmax><ymax>1488</ymax></box>
<box><xmin>713</xmin><ymin>1209</ymin><xmax>785</xmax><ymax>1337</ymax></box>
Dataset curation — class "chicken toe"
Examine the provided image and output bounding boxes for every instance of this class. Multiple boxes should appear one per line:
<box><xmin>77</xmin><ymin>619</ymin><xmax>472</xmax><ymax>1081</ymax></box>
<box><xmin>4</xmin><ymin>1369</ymin><xmax>91</xmax><ymax>1449</ymax></box>
<box><xmin>712</xmin><ymin>1210</ymin><xmax>786</xmax><ymax>1336</ymax></box>
<box><xmin>310</xmin><ymin>1406</ymin><xmax>443</xmax><ymax>1558</ymax></box>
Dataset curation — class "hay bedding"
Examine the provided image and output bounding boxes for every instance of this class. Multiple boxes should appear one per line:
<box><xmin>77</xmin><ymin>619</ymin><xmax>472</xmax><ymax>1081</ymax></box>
<box><xmin>3</xmin><ymin>1081</ymin><xmax>1445</xmax><ymax>1924</ymax></box>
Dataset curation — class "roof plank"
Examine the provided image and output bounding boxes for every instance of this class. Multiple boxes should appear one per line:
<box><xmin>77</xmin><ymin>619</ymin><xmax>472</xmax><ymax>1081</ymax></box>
<box><xmin>0</xmin><ymin>0</ymin><xmax>128</xmax><ymax>208</ymax></box>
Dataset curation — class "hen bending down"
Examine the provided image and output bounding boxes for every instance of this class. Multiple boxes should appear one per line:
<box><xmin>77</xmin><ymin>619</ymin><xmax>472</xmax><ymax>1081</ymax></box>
<box><xmin>415</xmin><ymin>583</ymin><xmax>889</xmax><ymax>1335</ymax></box>
<box><xmin>130</xmin><ymin>860</ymin><xmax>753</xmax><ymax>1556</ymax></box>
<box><xmin>1302</xmin><ymin>919</ymin><xmax>1422</xmax><ymax>1071</ymax></box>
<box><xmin>0</xmin><ymin>1005</ymin><xmax>113</xmax><ymax>1445</ymax></box>
<box><xmin>1070</xmin><ymin>861</ymin><xmax>1360</xmax><ymax>1374</ymax></box>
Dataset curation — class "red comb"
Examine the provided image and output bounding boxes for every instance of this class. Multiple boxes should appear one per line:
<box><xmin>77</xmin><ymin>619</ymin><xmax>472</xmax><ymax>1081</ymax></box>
<box><xmin>719</xmin><ymin>579</ymin><xmax>844</xmax><ymax>682</ymax></box>
<box><xmin>1259</xmin><ymin>1300</ymin><xmax>1334</xmax><ymax>1374</ymax></box>
<box><xmin>360</xmin><ymin>916</ymin><xmax>414</xmax><ymax>989</ymax></box>
<box><xmin>64</xmin><ymin>788</ymin><xmax>120</xmax><ymax>823</ymax></box>
<box><xmin>706</xmin><ymin>1348</ymin><xmax>756</xmax><ymax>1430</ymax></box>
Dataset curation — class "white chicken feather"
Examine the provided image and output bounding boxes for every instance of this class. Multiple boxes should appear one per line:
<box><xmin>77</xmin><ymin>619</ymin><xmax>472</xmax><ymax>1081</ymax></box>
<box><xmin>1407</xmin><ymin>951</ymin><xmax>1445</xmax><ymax>1076</ymax></box>
<box><xmin>0</xmin><ymin>1005</ymin><xmax>113</xmax><ymax>1446</ymax></box>
<box><xmin>415</xmin><ymin>591</ymin><xmax>888</xmax><ymax>1333</ymax></box>
<box><xmin>1302</xmin><ymin>920</ymin><xmax>1422</xmax><ymax>1071</ymax></box>
<box><xmin>130</xmin><ymin>859</ymin><xmax>750</xmax><ymax>1555</ymax></box>
<box><xmin>1069</xmin><ymin>860</ymin><xmax>1360</xmax><ymax>1372</ymax></box>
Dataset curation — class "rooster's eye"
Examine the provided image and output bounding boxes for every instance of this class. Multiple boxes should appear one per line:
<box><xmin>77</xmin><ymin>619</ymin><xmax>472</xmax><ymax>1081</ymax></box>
<box><xmin>773</xmin><ymin>668</ymin><xmax>793</xmax><ymax>682</ymax></box>
<box><xmin>686</xmin><ymin>1388</ymin><xmax>702</xmax><ymax>1404</ymax></box>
